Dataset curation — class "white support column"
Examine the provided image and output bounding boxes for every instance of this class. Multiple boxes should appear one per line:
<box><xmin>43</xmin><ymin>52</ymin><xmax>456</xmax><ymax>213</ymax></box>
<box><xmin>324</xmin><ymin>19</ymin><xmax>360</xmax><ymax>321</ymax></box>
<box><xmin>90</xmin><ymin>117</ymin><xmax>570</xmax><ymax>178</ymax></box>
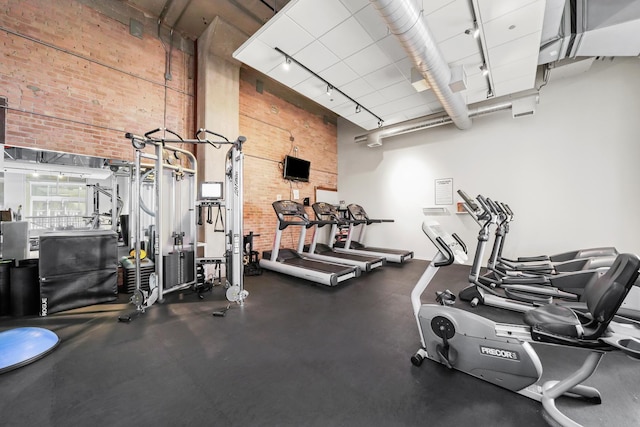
<box><xmin>196</xmin><ymin>17</ymin><xmax>246</xmax><ymax>263</ymax></box>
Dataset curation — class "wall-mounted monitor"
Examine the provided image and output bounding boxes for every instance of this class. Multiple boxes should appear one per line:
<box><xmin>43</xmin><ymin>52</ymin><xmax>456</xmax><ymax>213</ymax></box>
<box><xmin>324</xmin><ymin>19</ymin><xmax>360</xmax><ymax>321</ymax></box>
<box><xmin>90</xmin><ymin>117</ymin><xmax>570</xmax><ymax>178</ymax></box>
<box><xmin>200</xmin><ymin>181</ymin><xmax>223</xmax><ymax>200</ymax></box>
<box><xmin>283</xmin><ymin>155</ymin><xmax>310</xmax><ymax>182</ymax></box>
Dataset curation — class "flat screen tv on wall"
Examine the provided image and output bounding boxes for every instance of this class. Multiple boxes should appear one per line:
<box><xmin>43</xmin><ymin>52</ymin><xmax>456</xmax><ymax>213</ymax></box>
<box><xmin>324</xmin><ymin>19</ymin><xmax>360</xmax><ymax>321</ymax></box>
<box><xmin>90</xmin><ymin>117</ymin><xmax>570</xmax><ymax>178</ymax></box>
<box><xmin>283</xmin><ymin>155</ymin><xmax>310</xmax><ymax>182</ymax></box>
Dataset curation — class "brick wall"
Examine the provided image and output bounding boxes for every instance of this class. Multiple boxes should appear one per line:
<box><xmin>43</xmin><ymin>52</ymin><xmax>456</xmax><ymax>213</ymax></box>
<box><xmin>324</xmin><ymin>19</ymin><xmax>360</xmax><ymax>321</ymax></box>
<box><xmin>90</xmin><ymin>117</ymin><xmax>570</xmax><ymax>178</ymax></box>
<box><xmin>0</xmin><ymin>0</ymin><xmax>194</xmax><ymax>160</ymax></box>
<box><xmin>239</xmin><ymin>72</ymin><xmax>338</xmax><ymax>255</ymax></box>
<box><xmin>0</xmin><ymin>0</ymin><xmax>338</xmax><ymax>257</ymax></box>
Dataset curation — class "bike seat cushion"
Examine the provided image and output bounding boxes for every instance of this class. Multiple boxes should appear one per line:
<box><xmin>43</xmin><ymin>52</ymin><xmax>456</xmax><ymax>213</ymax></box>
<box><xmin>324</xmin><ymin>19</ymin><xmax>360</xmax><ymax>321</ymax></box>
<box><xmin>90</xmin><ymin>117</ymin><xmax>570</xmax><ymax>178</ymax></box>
<box><xmin>523</xmin><ymin>304</ymin><xmax>583</xmax><ymax>338</ymax></box>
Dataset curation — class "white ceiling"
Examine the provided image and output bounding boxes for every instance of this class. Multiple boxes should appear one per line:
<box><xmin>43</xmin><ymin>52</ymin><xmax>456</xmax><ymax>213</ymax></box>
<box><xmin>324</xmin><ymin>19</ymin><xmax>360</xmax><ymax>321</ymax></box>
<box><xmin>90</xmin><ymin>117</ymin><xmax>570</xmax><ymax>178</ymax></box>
<box><xmin>233</xmin><ymin>0</ymin><xmax>547</xmax><ymax>130</ymax></box>
<box><xmin>124</xmin><ymin>0</ymin><xmax>640</xmax><ymax>132</ymax></box>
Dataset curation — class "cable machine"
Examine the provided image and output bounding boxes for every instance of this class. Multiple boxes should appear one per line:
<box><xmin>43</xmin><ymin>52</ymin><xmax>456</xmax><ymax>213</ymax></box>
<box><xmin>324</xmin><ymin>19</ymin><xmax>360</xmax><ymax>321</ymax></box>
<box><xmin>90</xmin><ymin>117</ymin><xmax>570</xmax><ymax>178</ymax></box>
<box><xmin>221</xmin><ymin>131</ymin><xmax>248</xmax><ymax>304</ymax></box>
<box><xmin>119</xmin><ymin>128</ymin><xmax>247</xmax><ymax>321</ymax></box>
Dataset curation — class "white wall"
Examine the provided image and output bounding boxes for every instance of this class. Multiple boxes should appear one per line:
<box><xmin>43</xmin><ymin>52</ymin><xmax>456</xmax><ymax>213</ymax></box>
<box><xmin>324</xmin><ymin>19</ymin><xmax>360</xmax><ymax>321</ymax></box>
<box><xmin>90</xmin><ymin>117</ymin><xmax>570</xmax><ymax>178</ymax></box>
<box><xmin>337</xmin><ymin>58</ymin><xmax>640</xmax><ymax>263</ymax></box>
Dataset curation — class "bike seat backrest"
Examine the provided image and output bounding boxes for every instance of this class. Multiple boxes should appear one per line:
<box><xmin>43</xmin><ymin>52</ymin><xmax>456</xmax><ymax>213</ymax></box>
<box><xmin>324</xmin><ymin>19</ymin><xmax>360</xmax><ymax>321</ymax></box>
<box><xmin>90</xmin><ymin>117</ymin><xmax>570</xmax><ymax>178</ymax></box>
<box><xmin>584</xmin><ymin>253</ymin><xmax>640</xmax><ymax>329</ymax></box>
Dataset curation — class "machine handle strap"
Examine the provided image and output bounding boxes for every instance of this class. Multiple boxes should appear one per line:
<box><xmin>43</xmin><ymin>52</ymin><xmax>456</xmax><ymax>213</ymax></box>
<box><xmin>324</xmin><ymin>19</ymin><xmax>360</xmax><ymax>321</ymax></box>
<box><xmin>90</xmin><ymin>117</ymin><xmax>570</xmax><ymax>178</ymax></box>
<box><xmin>214</xmin><ymin>205</ymin><xmax>224</xmax><ymax>232</ymax></box>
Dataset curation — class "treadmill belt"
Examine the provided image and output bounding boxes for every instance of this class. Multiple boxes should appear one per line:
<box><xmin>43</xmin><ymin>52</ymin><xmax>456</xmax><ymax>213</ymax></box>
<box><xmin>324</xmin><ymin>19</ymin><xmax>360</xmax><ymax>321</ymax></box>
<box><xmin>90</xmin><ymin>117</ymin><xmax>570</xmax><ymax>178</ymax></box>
<box><xmin>359</xmin><ymin>246</ymin><xmax>411</xmax><ymax>256</ymax></box>
<box><xmin>284</xmin><ymin>257</ymin><xmax>354</xmax><ymax>274</ymax></box>
<box><xmin>317</xmin><ymin>250</ymin><xmax>377</xmax><ymax>262</ymax></box>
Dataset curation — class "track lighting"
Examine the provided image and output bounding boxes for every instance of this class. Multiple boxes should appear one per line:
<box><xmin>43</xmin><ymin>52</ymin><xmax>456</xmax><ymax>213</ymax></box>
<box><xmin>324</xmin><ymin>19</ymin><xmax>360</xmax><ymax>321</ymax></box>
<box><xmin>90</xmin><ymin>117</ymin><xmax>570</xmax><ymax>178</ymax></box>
<box><xmin>480</xmin><ymin>64</ymin><xmax>489</xmax><ymax>76</ymax></box>
<box><xmin>274</xmin><ymin>47</ymin><xmax>384</xmax><ymax>126</ymax></box>
<box><xmin>464</xmin><ymin>22</ymin><xmax>480</xmax><ymax>39</ymax></box>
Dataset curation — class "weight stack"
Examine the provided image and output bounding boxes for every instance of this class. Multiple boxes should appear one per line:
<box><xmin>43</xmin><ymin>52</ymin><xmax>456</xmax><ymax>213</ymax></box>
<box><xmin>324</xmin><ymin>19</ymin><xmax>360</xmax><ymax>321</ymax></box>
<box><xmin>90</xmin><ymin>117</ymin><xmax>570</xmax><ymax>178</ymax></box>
<box><xmin>120</xmin><ymin>257</ymin><xmax>154</xmax><ymax>293</ymax></box>
<box><xmin>163</xmin><ymin>250</ymin><xmax>194</xmax><ymax>289</ymax></box>
<box><xmin>10</xmin><ymin>259</ymin><xmax>40</xmax><ymax>317</ymax></box>
<box><xmin>0</xmin><ymin>259</ymin><xmax>15</xmax><ymax>316</ymax></box>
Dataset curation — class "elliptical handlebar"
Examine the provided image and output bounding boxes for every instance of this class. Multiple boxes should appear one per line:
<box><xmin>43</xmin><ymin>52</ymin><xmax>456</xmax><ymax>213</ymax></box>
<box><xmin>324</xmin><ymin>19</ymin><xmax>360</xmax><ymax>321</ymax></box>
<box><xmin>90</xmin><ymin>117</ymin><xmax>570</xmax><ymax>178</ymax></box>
<box><xmin>486</xmin><ymin>198</ymin><xmax>509</xmax><ymax>226</ymax></box>
<box><xmin>497</xmin><ymin>202</ymin><xmax>513</xmax><ymax>224</ymax></box>
<box><xmin>457</xmin><ymin>189</ymin><xmax>479</xmax><ymax>212</ymax></box>
<box><xmin>486</xmin><ymin>198</ymin><xmax>501</xmax><ymax>214</ymax></box>
<box><xmin>503</xmin><ymin>203</ymin><xmax>514</xmax><ymax>217</ymax></box>
<box><xmin>475</xmin><ymin>195</ymin><xmax>494</xmax><ymax>222</ymax></box>
<box><xmin>482</xmin><ymin>197</ymin><xmax>499</xmax><ymax>216</ymax></box>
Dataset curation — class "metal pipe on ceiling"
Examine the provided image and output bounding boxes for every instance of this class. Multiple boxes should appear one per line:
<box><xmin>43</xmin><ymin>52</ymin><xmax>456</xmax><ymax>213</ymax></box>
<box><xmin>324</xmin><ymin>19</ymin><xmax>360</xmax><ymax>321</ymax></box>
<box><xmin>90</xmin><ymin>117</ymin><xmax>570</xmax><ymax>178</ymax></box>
<box><xmin>158</xmin><ymin>0</ymin><xmax>176</xmax><ymax>24</ymax></box>
<box><xmin>259</xmin><ymin>0</ymin><xmax>276</xmax><ymax>13</ymax></box>
<box><xmin>229</xmin><ymin>0</ymin><xmax>268</xmax><ymax>26</ymax></box>
<box><xmin>369</xmin><ymin>0</ymin><xmax>472</xmax><ymax>130</ymax></box>
<box><xmin>355</xmin><ymin>99</ymin><xmax>516</xmax><ymax>147</ymax></box>
<box><xmin>172</xmin><ymin>0</ymin><xmax>195</xmax><ymax>28</ymax></box>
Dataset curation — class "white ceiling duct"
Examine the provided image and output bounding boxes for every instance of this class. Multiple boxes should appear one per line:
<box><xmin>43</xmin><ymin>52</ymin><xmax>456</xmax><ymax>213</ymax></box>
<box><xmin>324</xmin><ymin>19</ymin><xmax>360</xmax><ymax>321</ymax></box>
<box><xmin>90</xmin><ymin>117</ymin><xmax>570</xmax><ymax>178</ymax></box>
<box><xmin>540</xmin><ymin>0</ymin><xmax>640</xmax><ymax>65</ymax></box>
<box><xmin>355</xmin><ymin>91</ymin><xmax>539</xmax><ymax>147</ymax></box>
<box><xmin>368</xmin><ymin>0</ymin><xmax>472</xmax><ymax>130</ymax></box>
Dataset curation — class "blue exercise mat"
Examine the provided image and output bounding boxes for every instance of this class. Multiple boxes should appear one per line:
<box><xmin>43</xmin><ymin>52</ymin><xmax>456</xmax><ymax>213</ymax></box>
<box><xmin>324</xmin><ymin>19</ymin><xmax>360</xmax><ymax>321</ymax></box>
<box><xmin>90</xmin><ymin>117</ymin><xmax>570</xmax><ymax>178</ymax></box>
<box><xmin>0</xmin><ymin>327</ymin><xmax>60</xmax><ymax>374</ymax></box>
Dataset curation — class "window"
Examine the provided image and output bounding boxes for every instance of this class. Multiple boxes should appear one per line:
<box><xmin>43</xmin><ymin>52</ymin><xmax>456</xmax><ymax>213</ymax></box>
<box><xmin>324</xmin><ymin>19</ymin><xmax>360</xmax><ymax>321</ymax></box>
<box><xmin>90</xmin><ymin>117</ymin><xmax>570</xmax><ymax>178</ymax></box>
<box><xmin>27</xmin><ymin>175</ymin><xmax>89</xmax><ymax>231</ymax></box>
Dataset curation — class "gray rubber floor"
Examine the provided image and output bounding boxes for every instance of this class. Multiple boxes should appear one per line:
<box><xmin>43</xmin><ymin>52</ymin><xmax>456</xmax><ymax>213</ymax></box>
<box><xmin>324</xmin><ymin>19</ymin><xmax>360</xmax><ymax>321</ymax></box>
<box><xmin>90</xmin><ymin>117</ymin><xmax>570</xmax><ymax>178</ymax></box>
<box><xmin>0</xmin><ymin>261</ymin><xmax>638</xmax><ymax>427</ymax></box>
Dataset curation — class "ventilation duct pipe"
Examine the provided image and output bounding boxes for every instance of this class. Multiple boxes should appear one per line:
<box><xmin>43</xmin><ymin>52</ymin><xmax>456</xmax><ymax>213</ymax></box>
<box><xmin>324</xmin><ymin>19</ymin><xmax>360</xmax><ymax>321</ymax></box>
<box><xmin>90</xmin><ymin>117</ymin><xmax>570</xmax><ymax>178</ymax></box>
<box><xmin>540</xmin><ymin>0</ymin><xmax>640</xmax><ymax>65</ymax></box>
<box><xmin>355</xmin><ymin>96</ymin><xmax>532</xmax><ymax>147</ymax></box>
<box><xmin>369</xmin><ymin>0</ymin><xmax>472</xmax><ymax>130</ymax></box>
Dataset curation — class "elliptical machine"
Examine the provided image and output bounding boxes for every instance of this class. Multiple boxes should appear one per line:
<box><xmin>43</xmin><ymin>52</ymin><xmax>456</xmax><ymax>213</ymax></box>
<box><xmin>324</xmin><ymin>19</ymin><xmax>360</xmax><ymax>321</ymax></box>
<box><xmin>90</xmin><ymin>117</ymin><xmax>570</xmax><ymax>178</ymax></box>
<box><xmin>490</xmin><ymin>201</ymin><xmax>616</xmax><ymax>272</ymax></box>
<box><xmin>457</xmin><ymin>191</ymin><xmax>619</xmax><ymax>313</ymax></box>
<box><xmin>411</xmin><ymin>220</ymin><xmax>640</xmax><ymax>427</ymax></box>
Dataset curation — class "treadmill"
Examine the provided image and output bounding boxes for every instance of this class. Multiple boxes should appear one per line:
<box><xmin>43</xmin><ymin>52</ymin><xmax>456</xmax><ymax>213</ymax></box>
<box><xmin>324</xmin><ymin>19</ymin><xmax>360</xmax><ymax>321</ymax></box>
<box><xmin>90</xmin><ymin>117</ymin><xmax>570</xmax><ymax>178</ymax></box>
<box><xmin>302</xmin><ymin>202</ymin><xmax>386</xmax><ymax>272</ymax></box>
<box><xmin>333</xmin><ymin>203</ymin><xmax>413</xmax><ymax>264</ymax></box>
<box><xmin>259</xmin><ymin>200</ymin><xmax>361</xmax><ymax>286</ymax></box>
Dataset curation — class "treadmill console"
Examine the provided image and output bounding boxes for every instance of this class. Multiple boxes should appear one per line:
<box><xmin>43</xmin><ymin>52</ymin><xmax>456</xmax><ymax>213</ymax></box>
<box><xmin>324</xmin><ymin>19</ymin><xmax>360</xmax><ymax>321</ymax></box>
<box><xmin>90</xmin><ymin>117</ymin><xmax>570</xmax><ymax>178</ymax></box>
<box><xmin>312</xmin><ymin>202</ymin><xmax>340</xmax><ymax>220</ymax></box>
<box><xmin>272</xmin><ymin>200</ymin><xmax>308</xmax><ymax>220</ymax></box>
<box><xmin>346</xmin><ymin>204</ymin><xmax>368</xmax><ymax>221</ymax></box>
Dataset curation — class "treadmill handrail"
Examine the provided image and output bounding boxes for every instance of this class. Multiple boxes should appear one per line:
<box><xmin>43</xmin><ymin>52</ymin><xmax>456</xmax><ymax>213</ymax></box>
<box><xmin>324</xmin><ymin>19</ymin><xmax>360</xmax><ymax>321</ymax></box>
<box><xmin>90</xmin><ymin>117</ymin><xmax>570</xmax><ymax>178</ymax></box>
<box><xmin>278</xmin><ymin>220</ymin><xmax>308</xmax><ymax>230</ymax></box>
<box><xmin>366</xmin><ymin>218</ymin><xmax>394</xmax><ymax>224</ymax></box>
<box><xmin>307</xmin><ymin>219</ymin><xmax>334</xmax><ymax>229</ymax></box>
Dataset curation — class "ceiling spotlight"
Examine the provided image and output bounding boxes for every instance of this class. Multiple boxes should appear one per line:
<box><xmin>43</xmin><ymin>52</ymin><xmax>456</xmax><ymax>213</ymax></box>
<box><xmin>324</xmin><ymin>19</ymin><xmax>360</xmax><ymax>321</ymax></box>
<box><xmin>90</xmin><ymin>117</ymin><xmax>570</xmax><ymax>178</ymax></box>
<box><xmin>465</xmin><ymin>22</ymin><xmax>480</xmax><ymax>38</ymax></box>
<box><xmin>355</xmin><ymin>104</ymin><xmax>361</xmax><ymax>113</ymax></box>
<box><xmin>377</xmin><ymin>120</ymin><xmax>383</xmax><ymax>128</ymax></box>
<box><xmin>326</xmin><ymin>85</ymin><xmax>333</xmax><ymax>96</ymax></box>
<box><xmin>480</xmin><ymin>64</ymin><xmax>489</xmax><ymax>76</ymax></box>
<box><xmin>283</xmin><ymin>56</ymin><xmax>291</xmax><ymax>70</ymax></box>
